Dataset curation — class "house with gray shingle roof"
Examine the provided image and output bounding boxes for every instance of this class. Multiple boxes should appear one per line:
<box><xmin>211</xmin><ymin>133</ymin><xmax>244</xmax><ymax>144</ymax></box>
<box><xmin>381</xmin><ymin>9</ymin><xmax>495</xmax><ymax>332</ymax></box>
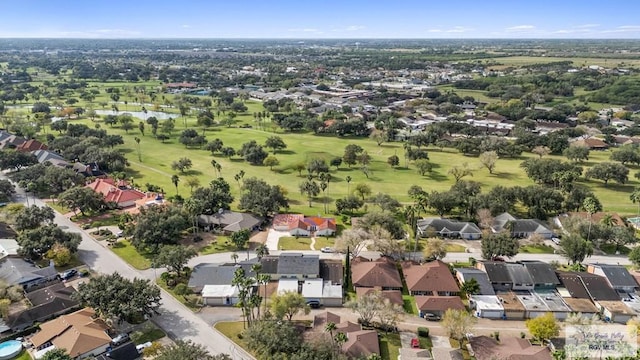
<box><xmin>417</xmin><ymin>218</ymin><xmax>482</xmax><ymax>240</ymax></box>
<box><xmin>492</xmin><ymin>212</ymin><xmax>554</xmax><ymax>239</ymax></box>
<box><xmin>587</xmin><ymin>264</ymin><xmax>638</xmax><ymax>294</ymax></box>
<box><xmin>522</xmin><ymin>261</ymin><xmax>560</xmax><ymax>289</ymax></box>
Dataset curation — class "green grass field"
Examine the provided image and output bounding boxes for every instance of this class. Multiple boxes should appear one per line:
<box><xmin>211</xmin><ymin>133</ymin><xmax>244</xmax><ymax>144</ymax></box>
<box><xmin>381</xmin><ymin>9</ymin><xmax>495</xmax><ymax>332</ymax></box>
<box><xmin>482</xmin><ymin>56</ymin><xmax>640</xmax><ymax>69</ymax></box>
<box><xmin>379</xmin><ymin>332</ymin><xmax>402</xmax><ymax>360</ymax></box>
<box><xmin>47</xmin><ymin>107</ymin><xmax>640</xmax><ymax>217</ymax></box>
<box><xmin>278</xmin><ymin>237</ymin><xmax>312</xmax><ymax>250</ymax></box>
<box><xmin>520</xmin><ymin>244</ymin><xmax>555</xmax><ymax>254</ymax></box>
<box><xmin>445</xmin><ymin>244</ymin><xmax>467</xmax><ymax>253</ymax></box>
<box><xmin>214</xmin><ymin>321</ymin><xmax>252</xmax><ymax>354</ymax></box>
<box><xmin>110</xmin><ymin>240</ymin><xmax>152</xmax><ymax>269</ymax></box>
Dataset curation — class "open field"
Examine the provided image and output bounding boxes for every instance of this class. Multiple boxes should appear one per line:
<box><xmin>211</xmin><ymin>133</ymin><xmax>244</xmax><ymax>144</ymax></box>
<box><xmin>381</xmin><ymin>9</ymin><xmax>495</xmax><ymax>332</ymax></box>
<box><xmin>481</xmin><ymin>56</ymin><xmax>640</xmax><ymax>70</ymax></box>
<box><xmin>110</xmin><ymin>240</ymin><xmax>152</xmax><ymax>270</ymax></box>
<box><xmin>22</xmin><ymin>99</ymin><xmax>640</xmax><ymax>217</ymax></box>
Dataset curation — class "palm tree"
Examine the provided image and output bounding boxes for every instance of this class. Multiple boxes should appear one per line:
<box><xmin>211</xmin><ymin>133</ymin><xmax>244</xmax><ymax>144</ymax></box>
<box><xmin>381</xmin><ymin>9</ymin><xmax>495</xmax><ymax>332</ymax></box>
<box><xmin>255</xmin><ymin>244</ymin><xmax>269</xmax><ymax>260</ymax></box>
<box><xmin>583</xmin><ymin>197</ymin><xmax>602</xmax><ymax>245</ymax></box>
<box><xmin>231</xmin><ymin>252</ymin><xmax>239</xmax><ymax>264</ymax></box>
<box><xmin>257</xmin><ymin>273</ymin><xmax>271</xmax><ymax>318</ymax></box>
<box><xmin>334</xmin><ymin>332</ymin><xmax>348</xmax><ymax>347</ymax></box>
<box><xmin>630</xmin><ymin>188</ymin><xmax>640</xmax><ymax>218</ymax></box>
<box><xmin>325</xmin><ymin>322</ymin><xmax>337</xmax><ymax>348</ymax></box>
<box><xmin>211</xmin><ymin>159</ymin><xmax>222</xmax><ymax>178</ymax></box>
<box><xmin>600</xmin><ymin>213</ymin><xmax>618</xmax><ymax>228</ymax></box>
<box><xmin>171</xmin><ymin>174</ymin><xmax>180</xmax><ymax>195</ymax></box>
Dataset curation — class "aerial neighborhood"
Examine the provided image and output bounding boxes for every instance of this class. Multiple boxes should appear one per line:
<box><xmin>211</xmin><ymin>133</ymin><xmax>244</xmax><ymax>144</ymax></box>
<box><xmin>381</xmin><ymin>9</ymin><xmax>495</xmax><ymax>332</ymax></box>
<box><xmin>0</xmin><ymin>33</ymin><xmax>639</xmax><ymax>360</ymax></box>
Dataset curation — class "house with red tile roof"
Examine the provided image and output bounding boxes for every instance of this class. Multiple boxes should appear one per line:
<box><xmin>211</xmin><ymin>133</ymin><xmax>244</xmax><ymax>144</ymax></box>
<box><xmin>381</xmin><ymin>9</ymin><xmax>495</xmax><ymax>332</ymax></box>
<box><xmin>16</xmin><ymin>139</ymin><xmax>47</xmax><ymax>152</ymax></box>
<box><xmin>85</xmin><ymin>178</ymin><xmax>145</xmax><ymax>209</ymax></box>
<box><xmin>402</xmin><ymin>260</ymin><xmax>460</xmax><ymax>296</ymax></box>
<box><xmin>272</xmin><ymin>214</ymin><xmax>336</xmax><ymax>236</ymax></box>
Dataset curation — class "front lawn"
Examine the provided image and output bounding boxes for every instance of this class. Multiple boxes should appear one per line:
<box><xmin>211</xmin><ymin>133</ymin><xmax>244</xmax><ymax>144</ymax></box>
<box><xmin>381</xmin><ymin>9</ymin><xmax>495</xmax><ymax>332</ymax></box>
<box><xmin>199</xmin><ymin>236</ymin><xmax>238</xmax><ymax>255</ymax></box>
<box><xmin>130</xmin><ymin>322</ymin><xmax>166</xmax><ymax>344</ymax></box>
<box><xmin>110</xmin><ymin>240</ymin><xmax>152</xmax><ymax>270</ymax></box>
<box><xmin>445</xmin><ymin>243</ymin><xmax>467</xmax><ymax>252</ymax></box>
<box><xmin>156</xmin><ymin>277</ymin><xmax>202</xmax><ymax>311</ymax></box>
<box><xmin>520</xmin><ymin>244</ymin><xmax>555</xmax><ymax>254</ymax></box>
<box><xmin>600</xmin><ymin>243</ymin><xmax>631</xmax><ymax>255</ymax></box>
<box><xmin>278</xmin><ymin>236</ymin><xmax>312</xmax><ymax>250</ymax></box>
<box><xmin>314</xmin><ymin>237</ymin><xmax>335</xmax><ymax>250</ymax></box>
<box><xmin>215</xmin><ymin>321</ymin><xmax>251</xmax><ymax>354</ymax></box>
<box><xmin>379</xmin><ymin>332</ymin><xmax>402</xmax><ymax>360</ymax></box>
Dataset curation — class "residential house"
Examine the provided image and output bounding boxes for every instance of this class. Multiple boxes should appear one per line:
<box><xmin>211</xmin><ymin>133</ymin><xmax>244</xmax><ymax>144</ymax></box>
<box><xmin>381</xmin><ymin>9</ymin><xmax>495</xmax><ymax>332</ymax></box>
<box><xmin>497</xmin><ymin>292</ymin><xmax>526</xmax><ymax>320</ymax></box>
<box><xmin>431</xmin><ymin>348</ymin><xmax>463</xmax><ymax>360</ymax></box>
<box><xmin>417</xmin><ymin>218</ymin><xmax>482</xmax><ymax>240</ymax></box>
<box><xmin>271</xmin><ymin>214</ymin><xmax>337</xmax><ymax>236</ymax></box>
<box><xmin>276</xmin><ymin>253</ymin><xmax>319</xmax><ymax>280</ymax></box>
<box><xmin>477</xmin><ymin>261</ymin><xmax>512</xmax><ymax>291</ymax></box>
<box><xmin>587</xmin><ymin>264</ymin><xmax>638</xmax><ymax>295</ymax></box>
<box><xmin>597</xmin><ymin>300</ymin><xmax>636</xmax><ymax>324</ymax></box>
<box><xmin>202</xmin><ymin>284</ymin><xmax>240</xmax><ymax>306</ymax></box>
<box><xmin>311</xmin><ymin>312</ymin><xmax>381</xmax><ymax>358</ymax></box>
<box><xmin>557</xmin><ymin>272</ymin><xmax>619</xmax><ymax>302</ymax></box>
<box><xmin>0</xmin><ymin>239</ymin><xmax>19</xmax><ymax>259</ymax></box>
<box><xmin>6</xmin><ymin>282</ymin><xmax>79</xmax><ymax>331</ymax></box>
<box><xmin>301</xmin><ymin>278</ymin><xmax>343</xmax><ymax>306</ymax></box>
<box><xmin>29</xmin><ymin>307</ymin><xmax>112</xmax><ymax>359</ymax></box>
<box><xmin>31</xmin><ymin>149</ymin><xmax>68</xmax><ymax>168</ymax></box>
<box><xmin>455</xmin><ymin>268</ymin><xmax>495</xmax><ymax>295</ymax></box>
<box><xmin>415</xmin><ymin>296</ymin><xmax>465</xmax><ymax>317</ymax></box>
<box><xmin>85</xmin><ymin>178</ymin><xmax>146</xmax><ymax>209</ymax></box>
<box><xmin>355</xmin><ymin>287</ymin><xmax>403</xmax><ymax>307</ymax></box>
<box><xmin>187</xmin><ymin>261</ymin><xmax>257</xmax><ymax>305</ymax></box>
<box><xmin>561</xmin><ymin>297</ymin><xmax>599</xmax><ymax>316</ymax></box>
<box><xmin>567</xmin><ymin>212</ymin><xmax>625</xmax><ymax>227</ymax></box>
<box><xmin>0</xmin><ymin>133</ymin><xmax>25</xmax><ymax>150</ymax></box>
<box><xmin>351</xmin><ymin>257</ymin><xmax>402</xmax><ymax>291</ymax></box>
<box><xmin>319</xmin><ymin>259</ymin><xmax>343</xmax><ymax>285</ymax></box>
<box><xmin>198</xmin><ymin>210</ymin><xmax>262</xmax><ymax>234</ymax></box>
<box><xmin>469</xmin><ymin>336</ymin><xmax>552</xmax><ymax>360</ymax></box>
<box><xmin>532</xmin><ymin>290</ymin><xmax>572</xmax><ymax>320</ymax></box>
<box><xmin>72</xmin><ymin>162</ymin><xmax>106</xmax><ymax>178</ymax></box>
<box><xmin>0</xmin><ymin>258</ymin><xmax>58</xmax><ymax>289</ymax></box>
<box><xmin>522</xmin><ymin>261</ymin><xmax>560</xmax><ymax>290</ymax></box>
<box><xmin>575</xmin><ymin>137</ymin><xmax>609</xmax><ymax>150</ymax></box>
<box><xmin>96</xmin><ymin>342</ymin><xmax>140</xmax><ymax>360</ymax></box>
<box><xmin>469</xmin><ymin>295</ymin><xmax>504</xmax><ymax>319</ymax></box>
<box><xmin>342</xmin><ymin>330</ymin><xmax>380</xmax><ymax>358</ymax></box>
<box><xmin>492</xmin><ymin>212</ymin><xmax>554</xmax><ymax>239</ymax></box>
<box><xmin>17</xmin><ymin>139</ymin><xmax>47</xmax><ymax>152</ymax></box>
<box><xmin>402</xmin><ymin>260</ymin><xmax>460</xmax><ymax>296</ymax></box>
<box><xmin>505</xmin><ymin>263</ymin><xmax>534</xmax><ymax>291</ymax></box>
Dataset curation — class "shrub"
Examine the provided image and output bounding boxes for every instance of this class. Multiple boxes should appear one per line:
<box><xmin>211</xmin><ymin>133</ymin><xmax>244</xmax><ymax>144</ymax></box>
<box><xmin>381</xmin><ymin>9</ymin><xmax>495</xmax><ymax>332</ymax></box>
<box><xmin>417</xmin><ymin>327</ymin><xmax>430</xmax><ymax>338</ymax></box>
<box><xmin>173</xmin><ymin>283</ymin><xmax>190</xmax><ymax>296</ymax></box>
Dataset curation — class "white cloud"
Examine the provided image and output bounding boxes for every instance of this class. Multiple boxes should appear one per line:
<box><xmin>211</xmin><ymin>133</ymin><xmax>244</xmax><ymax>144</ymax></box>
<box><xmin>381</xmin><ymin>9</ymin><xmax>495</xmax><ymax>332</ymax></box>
<box><xmin>427</xmin><ymin>26</ymin><xmax>472</xmax><ymax>34</ymax></box>
<box><xmin>182</xmin><ymin>24</ymin><xmax>191</xmax><ymax>29</ymax></box>
<box><xmin>288</xmin><ymin>28</ymin><xmax>320</xmax><ymax>33</ymax></box>
<box><xmin>505</xmin><ymin>25</ymin><xmax>535</xmax><ymax>32</ymax></box>
<box><xmin>574</xmin><ymin>24</ymin><xmax>600</xmax><ymax>29</ymax></box>
<box><xmin>345</xmin><ymin>25</ymin><xmax>365</xmax><ymax>31</ymax></box>
<box><xmin>601</xmin><ymin>25</ymin><xmax>640</xmax><ymax>33</ymax></box>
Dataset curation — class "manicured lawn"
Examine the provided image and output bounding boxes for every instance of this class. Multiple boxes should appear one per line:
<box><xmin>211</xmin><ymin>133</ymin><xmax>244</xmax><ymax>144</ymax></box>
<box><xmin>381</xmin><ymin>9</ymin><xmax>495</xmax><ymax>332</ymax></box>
<box><xmin>314</xmin><ymin>237</ymin><xmax>335</xmax><ymax>249</ymax></box>
<box><xmin>13</xmin><ymin>350</ymin><xmax>31</xmax><ymax>360</ymax></box>
<box><xmin>110</xmin><ymin>240</ymin><xmax>152</xmax><ymax>270</ymax></box>
<box><xmin>30</xmin><ymin>102</ymin><xmax>639</xmax><ymax>217</ymax></box>
<box><xmin>214</xmin><ymin>321</ymin><xmax>251</xmax><ymax>354</ymax></box>
<box><xmin>130</xmin><ymin>323</ymin><xmax>166</xmax><ymax>344</ymax></box>
<box><xmin>278</xmin><ymin>236</ymin><xmax>312</xmax><ymax>250</ymax></box>
<box><xmin>419</xmin><ymin>335</ymin><xmax>433</xmax><ymax>349</ymax></box>
<box><xmin>46</xmin><ymin>201</ymin><xmax>70</xmax><ymax>214</ymax></box>
<box><xmin>445</xmin><ymin>243</ymin><xmax>467</xmax><ymax>253</ymax></box>
<box><xmin>520</xmin><ymin>244</ymin><xmax>555</xmax><ymax>254</ymax></box>
<box><xmin>379</xmin><ymin>332</ymin><xmax>402</xmax><ymax>360</ymax></box>
<box><xmin>402</xmin><ymin>294</ymin><xmax>418</xmax><ymax>315</ymax></box>
<box><xmin>199</xmin><ymin>236</ymin><xmax>238</xmax><ymax>255</ymax></box>
<box><xmin>601</xmin><ymin>243</ymin><xmax>631</xmax><ymax>255</ymax></box>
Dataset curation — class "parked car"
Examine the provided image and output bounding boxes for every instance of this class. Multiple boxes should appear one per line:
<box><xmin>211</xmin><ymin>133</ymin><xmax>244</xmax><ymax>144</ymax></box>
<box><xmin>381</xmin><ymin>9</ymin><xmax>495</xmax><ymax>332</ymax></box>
<box><xmin>551</xmin><ymin>237</ymin><xmax>561</xmax><ymax>245</ymax></box>
<box><xmin>423</xmin><ymin>313</ymin><xmax>441</xmax><ymax>321</ymax></box>
<box><xmin>411</xmin><ymin>338</ymin><xmax>420</xmax><ymax>348</ymax></box>
<box><xmin>320</xmin><ymin>247</ymin><xmax>335</xmax><ymax>253</ymax></box>
<box><xmin>59</xmin><ymin>269</ymin><xmax>78</xmax><ymax>281</ymax></box>
<box><xmin>111</xmin><ymin>333</ymin><xmax>130</xmax><ymax>346</ymax></box>
<box><xmin>136</xmin><ymin>341</ymin><xmax>153</xmax><ymax>353</ymax></box>
<box><xmin>306</xmin><ymin>300</ymin><xmax>321</xmax><ymax>309</ymax></box>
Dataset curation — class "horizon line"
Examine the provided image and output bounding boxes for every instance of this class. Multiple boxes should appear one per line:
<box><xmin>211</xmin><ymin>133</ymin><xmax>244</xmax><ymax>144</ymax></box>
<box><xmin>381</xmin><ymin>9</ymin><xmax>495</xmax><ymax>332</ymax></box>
<box><xmin>1</xmin><ymin>37</ymin><xmax>640</xmax><ymax>41</ymax></box>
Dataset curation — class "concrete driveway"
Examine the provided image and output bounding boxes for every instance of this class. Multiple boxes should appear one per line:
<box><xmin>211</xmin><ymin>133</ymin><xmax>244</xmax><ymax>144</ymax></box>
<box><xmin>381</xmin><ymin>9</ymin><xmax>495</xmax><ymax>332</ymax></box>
<box><xmin>266</xmin><ymin>229</ymin><xmax>290</xmax><ymax>251</ymax></box>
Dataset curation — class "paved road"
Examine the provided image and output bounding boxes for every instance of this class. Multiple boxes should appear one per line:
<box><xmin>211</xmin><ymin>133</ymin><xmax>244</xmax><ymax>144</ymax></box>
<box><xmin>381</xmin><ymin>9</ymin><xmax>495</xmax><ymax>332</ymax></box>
<box><xmin>8</xmin><ymin>184</ymin><xmax>252</xmax><ymax>359</ymax></box>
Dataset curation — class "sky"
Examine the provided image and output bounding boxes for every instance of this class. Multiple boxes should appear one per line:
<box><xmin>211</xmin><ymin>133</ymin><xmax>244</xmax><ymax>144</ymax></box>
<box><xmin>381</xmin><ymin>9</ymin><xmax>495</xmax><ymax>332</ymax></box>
<box><xmin>2</xmin><ymin>0</ymin><xmax>640</xmax><ymax>39</ymax></box>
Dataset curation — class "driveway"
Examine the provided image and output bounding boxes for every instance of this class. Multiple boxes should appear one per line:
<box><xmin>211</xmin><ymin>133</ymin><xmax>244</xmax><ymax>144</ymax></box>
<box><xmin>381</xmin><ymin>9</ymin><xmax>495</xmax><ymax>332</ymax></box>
<box><xmin>265</xmin><ymin>229</ymin><xmax>289</xmax><ymax>251</ymax></box>
<box><xmin>5</xmin><ymin>176</ymin><xmax>252</xmax><ymax>359</ymax></box>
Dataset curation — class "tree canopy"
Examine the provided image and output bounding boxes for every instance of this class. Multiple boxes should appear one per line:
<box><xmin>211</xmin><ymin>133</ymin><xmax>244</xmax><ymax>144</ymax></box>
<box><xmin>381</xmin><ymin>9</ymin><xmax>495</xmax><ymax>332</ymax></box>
<box><xmin>131</xmin><ymin>205</ymin><xmax>188</xmax><ymax>253</ymax></box>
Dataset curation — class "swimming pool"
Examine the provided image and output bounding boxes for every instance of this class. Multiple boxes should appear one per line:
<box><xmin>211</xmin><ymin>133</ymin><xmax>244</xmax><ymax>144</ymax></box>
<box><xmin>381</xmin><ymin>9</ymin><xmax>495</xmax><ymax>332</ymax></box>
<box><xmin>0</xmin><ymin>340</ymin><xmax>22</xmax><ymax>360</ymax></box>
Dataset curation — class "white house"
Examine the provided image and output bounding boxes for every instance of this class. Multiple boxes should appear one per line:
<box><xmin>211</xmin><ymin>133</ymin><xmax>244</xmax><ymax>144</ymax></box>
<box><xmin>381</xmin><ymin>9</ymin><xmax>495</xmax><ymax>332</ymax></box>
<box><xmin>469</xmin><ymin>295</ymin><xmax>504</xmax><ymax>319</ymax></box>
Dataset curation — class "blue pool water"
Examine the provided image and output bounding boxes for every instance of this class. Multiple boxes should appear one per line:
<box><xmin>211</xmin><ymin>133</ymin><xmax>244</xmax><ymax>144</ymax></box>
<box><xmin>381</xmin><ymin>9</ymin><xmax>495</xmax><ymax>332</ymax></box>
<box><xmin>0</xmin><ymin>340</ymin><xmax>22</xmax><ymax>360</ymax></box>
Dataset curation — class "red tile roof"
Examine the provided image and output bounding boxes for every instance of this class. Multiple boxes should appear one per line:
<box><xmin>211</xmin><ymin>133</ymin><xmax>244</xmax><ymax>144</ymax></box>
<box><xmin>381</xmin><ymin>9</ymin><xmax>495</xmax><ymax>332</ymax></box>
<box><xmin>470</xmin><ymin>336</ymin><xmax>552</xmax><ymax>360</ymax></box>
<box><xmin>16</xmin><ymin>139</ymin><xmax>47</xmax><ymax>152</ymax></box>
<box><xmin>289</xmin><ymin>219</ymin><xmax>311</xmax><ymax>231</ymax></box>
<box><xmin>304</xmin><ymin>217</ymin><xmax>337</xmax><ymax>231</ymax></box>
<box><xmin>402</xmin><ymin>260</ymin><xmax>460</xmax><ymax>293</ymax></box>
<box><xmin>85</xmin><ymin>178</ymin><xmax>145</xmax><ymax>206</ymax></box>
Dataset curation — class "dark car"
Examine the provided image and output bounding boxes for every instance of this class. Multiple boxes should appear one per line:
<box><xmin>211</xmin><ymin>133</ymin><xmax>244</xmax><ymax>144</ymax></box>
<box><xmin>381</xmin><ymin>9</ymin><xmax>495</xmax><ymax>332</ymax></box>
<box><xmin>307</xmin><ymin>300</ymin><xmax>321</xmax><ymax>309</ymax></box>
<box><xmin>423</xmin><ymin>313</ymin><xmax>441</xmax><ymax>321</ymax></box>
<box><xmin>111</xmin><ymin>333</ymin><xmax>130</xmax><ymax>346</ymax></box>
<box><xmin>59</xmin><ymin>269</ymin><xmax>78</xmax><ymax>280</ymax></box>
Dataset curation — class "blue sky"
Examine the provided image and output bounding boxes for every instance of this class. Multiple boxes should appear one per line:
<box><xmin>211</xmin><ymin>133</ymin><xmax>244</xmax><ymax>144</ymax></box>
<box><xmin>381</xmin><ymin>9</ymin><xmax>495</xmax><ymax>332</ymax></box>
<box><xmin>2</xmin><ymin>0</ymin><xmax>640</xmax><ymax>39</ymax></box>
